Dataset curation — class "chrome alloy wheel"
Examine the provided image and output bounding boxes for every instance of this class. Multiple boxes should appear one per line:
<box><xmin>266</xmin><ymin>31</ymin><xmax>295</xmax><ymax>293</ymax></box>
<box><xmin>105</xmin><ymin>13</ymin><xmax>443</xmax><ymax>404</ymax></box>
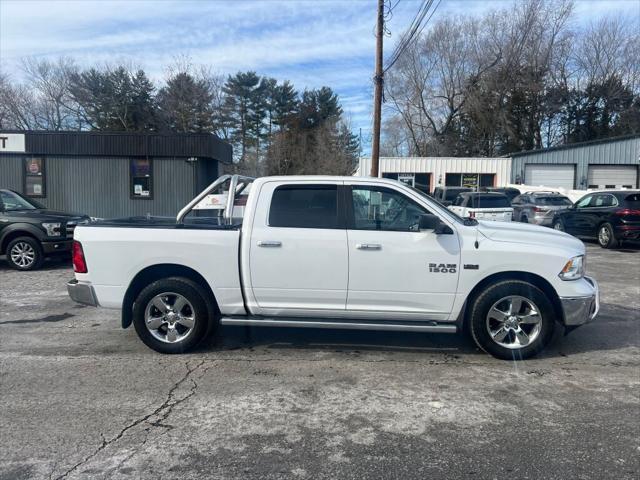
<box><xmin>144</xmin><ymin>292</ymin><xmax>196</xmax><ymax>344</ymax></box>
<box><xmin>10</xmin><ymin>241</ymin><xmax>36</xmax><ymax>268</ymax></box>
<box><xmin>553</xmin><ymin>222</ymin><xmax>564</xmax><ymax>231</ymax></box>
<box><xmin>598</xmin><ymin>226</ymin><xmax>610</xmax><ymax>246</ymax></box>
<box><xmin>485</xmin><ymin>295</ymin><xmax>542</xmax><ymax>349</ymax></box>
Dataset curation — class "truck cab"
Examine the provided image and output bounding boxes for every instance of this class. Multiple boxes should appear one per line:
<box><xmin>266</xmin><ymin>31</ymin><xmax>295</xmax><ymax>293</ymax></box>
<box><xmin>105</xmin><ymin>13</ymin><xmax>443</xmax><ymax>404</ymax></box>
<box><xmin>68</xmin><ymin>175</ymin><xmax>599</xmax><ymax>360</ymax></box>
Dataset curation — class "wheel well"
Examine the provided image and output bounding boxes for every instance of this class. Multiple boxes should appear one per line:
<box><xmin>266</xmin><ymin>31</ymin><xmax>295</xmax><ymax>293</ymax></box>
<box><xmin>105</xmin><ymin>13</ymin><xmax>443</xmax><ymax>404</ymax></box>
<box><xmin>458</xmin><ymin>271</ymin><xmax>564</xmax><ymax>331</ymax></box>
<box><xmin>0</xmin><ymin>231</ymin><xmax>40</xmax><ymax>255</ymax></box>
<box><xmin>121</xmin><ymin>264</ymin><xmax>219</xmax><ymax>329</ymax></box>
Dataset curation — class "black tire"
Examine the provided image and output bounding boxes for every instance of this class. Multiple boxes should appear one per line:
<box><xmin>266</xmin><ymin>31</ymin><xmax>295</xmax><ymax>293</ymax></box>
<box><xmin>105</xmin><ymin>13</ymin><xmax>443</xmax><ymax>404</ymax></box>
<box><xmin>6</xmin><ymin>236</ymin><xmax>44</xmax><ymax>271</ymax></box>
<box><xmin>597</xmin><ymin>223</ymin><xmax>619</xmax><ymax>249</ymax></box>
<box><xmin>553</xmin><ymin>219</ymin><xmax>565</xmax><ymax>232</ymax></box>
<box><xmin>520</xmin><ymin>215</ymin><xmax>528</xmax><ymax>223</ymax></box>
<box><xmin>469</xmin><ymin>280</ymin><xmax>556</xmax><ymax>360</ymax></box>
<box><xmin>132</xmin><ymin>277</ymin><xmax>213</xmax><ymax>354</ymax></box>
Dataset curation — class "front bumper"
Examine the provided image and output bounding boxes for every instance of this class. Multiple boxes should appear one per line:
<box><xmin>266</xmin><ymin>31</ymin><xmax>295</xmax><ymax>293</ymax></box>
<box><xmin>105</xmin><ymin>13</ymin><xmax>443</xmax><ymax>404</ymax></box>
<box><xmin>42</xmin><ymin>239</ymin><xmax>73</xmax><ymax>254</ymax></box>
<box><xmin>559</xmin><ymin>276</ymin><xmax>599</xmax><ymax>326</ymax></box>
<box><xmin>532</xmin><ymin>215</ymin><xmax>553</xmax><ymax>226</ymax></box>
<box><xmin>67</xmin><ymin>279</ymin><xmax>98</xmax><ymax>307</ymax></box>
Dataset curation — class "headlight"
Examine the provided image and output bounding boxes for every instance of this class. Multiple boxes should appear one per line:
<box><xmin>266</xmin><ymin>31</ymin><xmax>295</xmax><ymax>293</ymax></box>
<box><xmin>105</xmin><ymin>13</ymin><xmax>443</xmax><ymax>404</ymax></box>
<box><xmin>558</xmin><ymin>255</ymin><xmax>585</xmax><ymax>280</ymax></box>
<box><xmin>42</xmin><ymin>222</ymin><xmax>62</xmax><ymax>236</ymax></box>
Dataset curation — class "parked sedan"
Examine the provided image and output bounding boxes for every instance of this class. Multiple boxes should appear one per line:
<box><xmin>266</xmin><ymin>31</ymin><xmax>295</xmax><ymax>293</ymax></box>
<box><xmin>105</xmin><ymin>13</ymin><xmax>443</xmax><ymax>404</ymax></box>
<box><xmin>0</xmin><ymin>189</ymin><xmax>90</xmax><ymax>270</ymax></box>
<box><xmin>512</xmin><ymin>191</ymin><xmax>573</xmax><ymax>226</ymax></box>
<box><xmin>552</xmin><ymin>190</ymin><xmax>640</xmax><ymax>248</ymax></box>
<box><xmin>448</xmin><ymin>192</ymin><xmax>513</xmax><ymax>222</ymax></box>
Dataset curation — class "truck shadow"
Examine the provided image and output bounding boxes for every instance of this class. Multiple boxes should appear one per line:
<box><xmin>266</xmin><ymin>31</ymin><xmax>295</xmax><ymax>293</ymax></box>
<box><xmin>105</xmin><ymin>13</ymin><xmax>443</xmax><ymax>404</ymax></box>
<box><xmin>198</xmin><ymin>301</ymin><xmax>639</xmax><ymax>359</ymax></box>
<box><xmin>209</xmin><ymin>326</ymin><xmax>480</xmax><ymax>356</ymax></box>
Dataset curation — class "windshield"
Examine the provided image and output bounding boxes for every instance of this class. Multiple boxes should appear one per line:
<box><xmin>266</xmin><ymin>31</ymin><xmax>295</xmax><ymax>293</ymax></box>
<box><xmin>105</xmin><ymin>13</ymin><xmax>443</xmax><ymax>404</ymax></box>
<box><xmin>0</xmin><ymin>190</ymin><xmax>44</xmax><ymax>211</ymax></box>
<box><xmin>470</xmin><ymin>195</ymin><xmax>511</xmax><ymax>208</ymax></box>
<box><xmin>445</xmin><ymin>189</ymin><xmax>470</xmax><ymax>201</ymax></box>
<box><xmin>537</xmin><ymin>196</ymin><xmax>572</xmax><ymax>206</ymax></box>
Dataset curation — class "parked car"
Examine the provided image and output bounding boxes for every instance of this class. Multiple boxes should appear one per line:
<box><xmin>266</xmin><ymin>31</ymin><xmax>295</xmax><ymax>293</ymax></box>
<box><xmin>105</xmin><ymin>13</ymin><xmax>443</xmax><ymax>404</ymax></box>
<box><xmin>480</xmin><ymin>187</ymin><xmax>521</xmax><ymax>203</ymax></box>
<box><xmin>0</xmin><ymin>189</ymin><xmax>90</xmax><ymax>270</ymax></box>
<box><xmin>67</xmin><ymin>175</ymin><xmax>599</xmax><ymax>360</ymax></box>
<box><xmin>432</xmin><ymin>186</ymin><xmax>473</xmax><ymax>206</ymax></box>
<box><xmin>448</xmin><ymin>192</ymin><xmax>513</xmax><ymax>222</ymax></box>
<box><xmin>552</xmin><ymin>190</ymin><xmax>640</xmax><ymax>248</ymax></box>
<box><xmin>512</xmin><ymin>191</ymin><xmax>573</xmax><ymax>226</ymax></box>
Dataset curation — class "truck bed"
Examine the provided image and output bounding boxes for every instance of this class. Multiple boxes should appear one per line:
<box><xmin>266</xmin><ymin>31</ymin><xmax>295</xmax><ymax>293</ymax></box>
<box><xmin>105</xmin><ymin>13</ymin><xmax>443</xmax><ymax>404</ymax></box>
<box><xmin>90</xmin><ymin>216</ymin><xmax>242</xmax><ymax>230</ymax></box>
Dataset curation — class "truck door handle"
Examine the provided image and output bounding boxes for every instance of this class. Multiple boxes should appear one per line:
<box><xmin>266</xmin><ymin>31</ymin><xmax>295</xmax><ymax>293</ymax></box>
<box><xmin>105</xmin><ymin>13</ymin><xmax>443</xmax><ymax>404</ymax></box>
<box><xmin>356</xmin><ymin>243</ymin><xmax>382</xmax><ymax>250</ymax></box>
<box><xmin>257</xmin><ymin>240</ymin><xmax>282</xmax><ymax>248</ymax></box>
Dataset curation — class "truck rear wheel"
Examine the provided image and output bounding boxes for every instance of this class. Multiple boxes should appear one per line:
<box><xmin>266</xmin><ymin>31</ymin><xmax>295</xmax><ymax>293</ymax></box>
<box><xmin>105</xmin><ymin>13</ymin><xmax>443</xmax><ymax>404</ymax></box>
<box><xmin>469</xmin><ymin>280</ymin><xmax>555</xmax><ymax>360</ymax></box>
<box><xmin>133</xmin><ymin>277</ymin><xmax>211</xmax><ymax>354</ymax></box>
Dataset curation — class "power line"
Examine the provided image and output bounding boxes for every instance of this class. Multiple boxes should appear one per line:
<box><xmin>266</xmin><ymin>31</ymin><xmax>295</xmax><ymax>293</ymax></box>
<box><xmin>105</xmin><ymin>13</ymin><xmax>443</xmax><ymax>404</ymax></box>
<box><xmin>383</xmin><ymin>0</ymin><xmax>442</xmax><ymax>73</ymax></box>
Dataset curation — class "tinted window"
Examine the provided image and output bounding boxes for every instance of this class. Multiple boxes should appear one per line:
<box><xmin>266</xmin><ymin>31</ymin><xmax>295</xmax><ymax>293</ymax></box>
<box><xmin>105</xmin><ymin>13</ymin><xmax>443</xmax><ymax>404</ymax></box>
<box><xmin>0</xmin><ymin>190</ymin><xmax>41</xmax><ymax>211</ymax></box>
<box><xmin>575</xmin><ymin>195</ymin><xmax>593</xmax><ymax>208</ymax></box>
<box><xmin>351</xmin><ymin>186</ymin><xmax>428</xmax><ymax>231</ymax></box>
<box><xmin>623</xmin><ymin>193</ymin><xmax>640</xmax><ymax>208</ymax></box>
<box><xmin>269</xmin><ymin>185</ymin><xmax>339</xmax><ymax>229</ymax></box>
<box><xmin>536</xmin><ymin>196</ymin><xmax>573</xmax><ymax>206</ymax></box>
<box><xmin>592</xmin><ymin>194</ymin><xmax>617</xmax><ymax>207</ymax></box>
<box><xmin>445</xmin><ymin>189</ymin><xmax>470</xmax><ymax>201</ymax></box>
<box><xmin>470</xmin><ymin>195</ymin><xmax>510</xmax><ymax>208</ymax></box>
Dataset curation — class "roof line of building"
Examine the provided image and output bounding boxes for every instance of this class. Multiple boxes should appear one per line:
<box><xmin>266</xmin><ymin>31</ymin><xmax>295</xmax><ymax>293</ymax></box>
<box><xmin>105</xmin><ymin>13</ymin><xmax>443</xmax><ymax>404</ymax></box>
<box><xmin>508</xmin><ymin>133</ymin><xmax>640</xmax><ymax>158</ymax></box>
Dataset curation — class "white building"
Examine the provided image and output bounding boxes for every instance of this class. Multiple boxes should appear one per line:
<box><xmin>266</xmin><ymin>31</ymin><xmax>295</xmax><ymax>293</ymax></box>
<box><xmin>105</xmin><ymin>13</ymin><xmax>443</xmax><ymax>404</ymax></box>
<box><xmin>356</xmin><ymin>156</ymin><xmax>512</xmax><ymax>193</ymax></box>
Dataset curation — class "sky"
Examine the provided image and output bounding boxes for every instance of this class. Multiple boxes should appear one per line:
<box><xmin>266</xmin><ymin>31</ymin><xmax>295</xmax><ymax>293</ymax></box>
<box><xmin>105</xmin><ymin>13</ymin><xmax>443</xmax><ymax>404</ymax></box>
<box><xmin>1</xmin><ymin>0</ymin><xmax>638</xmax><ymax>149</ymax></box>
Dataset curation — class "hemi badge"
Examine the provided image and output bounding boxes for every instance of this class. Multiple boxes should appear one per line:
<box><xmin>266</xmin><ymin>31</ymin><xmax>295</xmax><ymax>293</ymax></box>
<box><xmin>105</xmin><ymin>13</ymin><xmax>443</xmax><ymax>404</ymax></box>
<box><xmin>464</xmin><ymin>264</ymin><xmax>479</xmax><ymax>270</ymax></box>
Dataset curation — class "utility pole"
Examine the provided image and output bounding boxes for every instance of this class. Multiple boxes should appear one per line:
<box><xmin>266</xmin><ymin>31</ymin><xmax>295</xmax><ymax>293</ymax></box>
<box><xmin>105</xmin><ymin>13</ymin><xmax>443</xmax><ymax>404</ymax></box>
<box><xmin>370</xmin><ymin>0</ymin><xmax>384</xmax><ymax>178</ymax></box>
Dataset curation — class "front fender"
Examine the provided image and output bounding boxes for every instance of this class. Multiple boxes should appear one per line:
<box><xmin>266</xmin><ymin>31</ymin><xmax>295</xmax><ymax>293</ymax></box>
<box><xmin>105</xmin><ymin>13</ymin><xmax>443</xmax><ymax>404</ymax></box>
<box><xmin>0</xmin><ymin>223</ymin><xmax>46</xmax><ymax>252</ymax></box>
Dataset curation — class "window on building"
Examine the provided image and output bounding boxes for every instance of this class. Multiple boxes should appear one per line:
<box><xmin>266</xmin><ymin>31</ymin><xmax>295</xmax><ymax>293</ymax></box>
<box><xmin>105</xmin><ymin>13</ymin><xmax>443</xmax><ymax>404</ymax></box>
<box><xmin>445</xmin><ymin>173</ymin><xmax>494</xmax><ymax>189</ymax></box>
<box><xmin>269</xmin><ymin>185</ymin><xmax>339</xmax><ymax>229</ymax></box>
<box><xmin>24</xmin><ymin>158</ymin><xmax>46</xmax><ymax>197</ymax></box>
<box><xmin>350</xmin><ymin>186</ymin><xmax>429</xmax><ymax>231</ymax></box>
<box><xmin>130</xmin><ymin>158</ymin><xmax>153</xmax><ymax>199</ymax></box>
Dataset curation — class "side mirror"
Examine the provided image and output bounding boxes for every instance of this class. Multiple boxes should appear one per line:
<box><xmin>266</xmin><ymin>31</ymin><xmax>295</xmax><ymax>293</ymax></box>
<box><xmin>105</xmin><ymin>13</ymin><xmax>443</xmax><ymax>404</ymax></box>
<box><xmin>419</xmin><ymin>214</ymin><xmax>453</xmax><ymax>234</ymax></box>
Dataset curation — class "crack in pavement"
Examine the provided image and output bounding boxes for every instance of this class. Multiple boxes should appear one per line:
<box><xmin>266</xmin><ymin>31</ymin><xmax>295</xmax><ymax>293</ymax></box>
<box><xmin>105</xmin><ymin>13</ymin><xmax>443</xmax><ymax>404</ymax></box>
<box><xmin>53</xmin><ymin>359</ymin><xmax>207</xmax><ymax>480</ymax></box>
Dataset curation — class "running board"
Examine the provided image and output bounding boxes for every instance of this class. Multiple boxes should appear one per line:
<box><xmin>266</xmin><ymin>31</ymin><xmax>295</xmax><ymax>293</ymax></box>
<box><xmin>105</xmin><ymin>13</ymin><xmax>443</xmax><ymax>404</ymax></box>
<box><xmin>220</xmin><ymin>317</ymin><xmax>457</xmax><ymax>333</ymax></box>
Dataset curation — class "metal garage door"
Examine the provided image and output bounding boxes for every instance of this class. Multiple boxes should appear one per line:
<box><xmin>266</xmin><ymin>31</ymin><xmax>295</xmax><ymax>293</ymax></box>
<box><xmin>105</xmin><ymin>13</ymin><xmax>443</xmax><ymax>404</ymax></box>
<box><xmin>587</xmin><ymin>165</ymin><xmax>638</xmax><ymax>189</ymax></box>
<box><xmin>525</xmin><ymin>164</ymin><xmax>575</xmax><ymax>189</ymax></box>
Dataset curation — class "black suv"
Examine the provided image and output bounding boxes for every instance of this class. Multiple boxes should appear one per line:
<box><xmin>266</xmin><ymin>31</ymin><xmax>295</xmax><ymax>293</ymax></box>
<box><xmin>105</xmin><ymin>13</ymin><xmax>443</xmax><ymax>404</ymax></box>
<box><xmin>552</xmin><ymin>190</ymin><xmax>640</xmax><ymax>248</ymax></box>
<box><xmin>0</xmin><ymin>189</ymin><xmax>90</xmax><ymax>270</ymax></box>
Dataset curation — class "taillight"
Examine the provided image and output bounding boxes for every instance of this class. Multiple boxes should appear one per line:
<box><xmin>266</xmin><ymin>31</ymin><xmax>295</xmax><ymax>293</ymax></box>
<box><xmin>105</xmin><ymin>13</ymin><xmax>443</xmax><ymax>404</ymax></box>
<box><xmin>615</xmin><ymin>209</ymin><xmax>640</xmax><ymax>216</ymax></box>
<box><xmin>72</xmin><ymin>240</ymin><xmax>88</xmax><ymax>273</ymax></box>
<box><xmin>533</xmin><ymin>207</ymin><xmax>548</xmax><ymax>213</ymax></box>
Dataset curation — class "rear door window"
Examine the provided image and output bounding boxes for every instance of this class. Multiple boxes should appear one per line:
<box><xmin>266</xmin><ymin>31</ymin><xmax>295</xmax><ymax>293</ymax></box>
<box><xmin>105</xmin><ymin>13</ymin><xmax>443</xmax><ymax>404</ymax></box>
<box><xmin>269</xmin><ymin>185</ymin><xmax>340</xmax><ymax>229</ymax></box>
<box><xmin>537</xmin><ymin>196</ymin><xmax>573</xmax><ymax>206</ymax></box>
<box><xmin>470</xmin><ymin>195</ymin><xmax>510</xmax><ymax>208</ymax></box>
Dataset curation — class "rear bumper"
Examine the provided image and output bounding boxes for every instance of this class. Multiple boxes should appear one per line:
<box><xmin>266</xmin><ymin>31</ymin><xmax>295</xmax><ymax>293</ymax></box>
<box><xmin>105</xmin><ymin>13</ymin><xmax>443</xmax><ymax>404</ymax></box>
<box><xmin>42</xmin><ymin>239</ymin><xmax>73</xmax><ymax>254</ymax></box>
<box><xmin>559</xmin><ymin>276</ymin><xmax>599</xmax><ymax>326</ymax></box>
<box><xmin>615</xmin><ymin>225</ymin><xmax>640</xmax><ymax>240</ymax></box>
<box><xmin>532</xmin><ymin>215</ymin><xmax>553</xmax><ymax>226</ymax></box>
<box><xmin>67</xmin><ymin>279</ymin><xmax>98</xmax><ymax>307</ymax></box>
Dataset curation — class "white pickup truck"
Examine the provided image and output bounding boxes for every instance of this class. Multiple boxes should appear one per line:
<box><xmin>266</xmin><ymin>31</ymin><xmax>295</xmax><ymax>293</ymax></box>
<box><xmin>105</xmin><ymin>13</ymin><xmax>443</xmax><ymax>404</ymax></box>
<box><xmin>67</xmin><ymin>175</ymin><xmax>599</xmax><ymax>359</ymax></box>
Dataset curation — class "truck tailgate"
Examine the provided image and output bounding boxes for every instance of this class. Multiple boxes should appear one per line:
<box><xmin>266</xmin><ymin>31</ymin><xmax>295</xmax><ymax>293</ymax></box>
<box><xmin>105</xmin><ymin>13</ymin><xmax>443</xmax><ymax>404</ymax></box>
<box><xmin>471</xmin><ymin>208</ymin><xmax>513</xmax><ymax>222</ymax></box>
<box><xmin>73</xmin><ymin>224</ymin><xmax>246</xmax><ymax>314</ymax></box>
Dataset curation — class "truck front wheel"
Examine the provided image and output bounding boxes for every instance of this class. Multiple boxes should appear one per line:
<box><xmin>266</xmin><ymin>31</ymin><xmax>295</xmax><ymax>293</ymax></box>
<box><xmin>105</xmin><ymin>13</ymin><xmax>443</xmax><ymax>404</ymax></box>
<box><xmin>132</xmin><ymin>277</ymin><xmax>211</xmax><ymax>354</ymax></box>
<box><xmin>469</xmin><ymin>280</ymin><xmax>555</xmax><ymax>360</ymax></box>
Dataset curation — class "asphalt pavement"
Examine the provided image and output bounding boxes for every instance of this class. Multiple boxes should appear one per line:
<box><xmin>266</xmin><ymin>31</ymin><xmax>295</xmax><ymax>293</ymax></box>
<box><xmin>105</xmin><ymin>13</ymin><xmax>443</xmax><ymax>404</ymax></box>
<box><xmin>0</xmin><ymin>242</ymin><xmax>638</xmax><ymax>480</ymax></box>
